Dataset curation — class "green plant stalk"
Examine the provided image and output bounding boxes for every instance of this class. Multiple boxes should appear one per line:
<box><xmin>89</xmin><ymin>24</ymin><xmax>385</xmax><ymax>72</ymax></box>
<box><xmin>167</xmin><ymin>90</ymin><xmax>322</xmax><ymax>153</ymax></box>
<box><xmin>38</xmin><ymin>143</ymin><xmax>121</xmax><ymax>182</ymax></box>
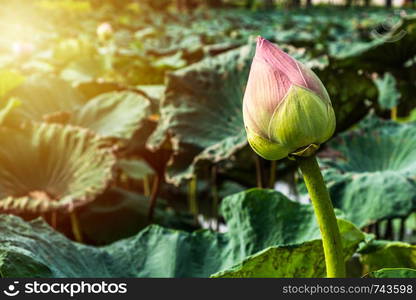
<box><xmin>70</xmin><ymin>211</ymin><xmax>83</xmax><ymax>243</ymax></box>
<box><xmin>254</xmin><ymin>154</ymin><xmax>263</xmax><ymax>188</ymax></box>
<box><xmin>297</xmin><ymin>155</ymin><xmax>345</xmax><ymax>278</ymax></box>
<box><xmin>391</xmin><ymin>106</ymin><xmax>398</xmax><ymax>121</ymax></box>
<box><xmin>188</xmin><ymin>175</ymin><xmax>199</xmax><ymax>216</ymax></box>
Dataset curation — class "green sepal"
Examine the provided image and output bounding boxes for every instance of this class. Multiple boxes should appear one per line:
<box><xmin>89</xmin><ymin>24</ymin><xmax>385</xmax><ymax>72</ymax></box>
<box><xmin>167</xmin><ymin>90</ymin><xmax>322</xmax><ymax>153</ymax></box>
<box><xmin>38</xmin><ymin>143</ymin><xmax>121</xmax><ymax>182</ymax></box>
<box><xmin>268</xmin><ymin>85</ymin><xmax>335</xmax><ymax>154</ymax></box>
<box><xmin>290</xmin><ymin>143</ymin><xmax>320</xmax><ymax>158</ymax></box>
<box><xmin>245</xmin><ymin>126</ymin><xmax>290</xmax><ymax>161</ymax></box>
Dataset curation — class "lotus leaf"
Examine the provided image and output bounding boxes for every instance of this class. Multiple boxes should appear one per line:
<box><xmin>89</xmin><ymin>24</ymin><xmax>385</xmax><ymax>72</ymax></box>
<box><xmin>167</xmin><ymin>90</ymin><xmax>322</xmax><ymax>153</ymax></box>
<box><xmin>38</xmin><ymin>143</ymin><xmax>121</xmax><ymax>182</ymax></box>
<box><xmin>211</xmin><ymin>219</ymin><xmax>363</xmax><ymax>278</ymax></box>
<box><xmin>70</xmin><ymin>91</ymin><xmax>151</xmax><ymax>139</ymax></box>
<box><xmin>0</xmin><ymin>70</ymin><xmax>25</xmax><ymax>98</ymax></box>
<box><xmin>8</xmin><ymin>78</ymin><xmax>150</xmax><ymax>140</ymax></box>
<box><xmin>7</xmin><ymin>75</ymin><xmax>85</xmax><ymax>123</ymax></box>
<box><xmin>322</xmin><ymin>116</ymin><xmax>416</xmax><ymax>227</ymax></box>
<box><xmin>0</xmin><ymin>189</ymin><xmax>363</xmax><ymax>277</ymax></box>
<box><xmin>360</xmin><ymin>240</ymin><xmax>416</xmax><ymax>272</ymax></box>
<box><xmin>0</xmin><ymin>123</ymin><xmax>115</xmax><ymax>214</ymax></box>
<box><xmin>368</xmin><ymin>268</ymin><xmax>416</xmax><ymax>278</ymax></box>
<box><xmin>373</xmin><ymin>72</ymin><xmax>401</xmax><ymax>110</ymax></box>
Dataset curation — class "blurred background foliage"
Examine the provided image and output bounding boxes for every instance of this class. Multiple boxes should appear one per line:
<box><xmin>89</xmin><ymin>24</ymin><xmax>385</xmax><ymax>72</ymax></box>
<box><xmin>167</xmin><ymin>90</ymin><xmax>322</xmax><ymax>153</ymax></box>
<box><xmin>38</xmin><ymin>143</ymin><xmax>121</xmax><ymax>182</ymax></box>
<box><xmin>0</xmin><ymin>0</ymin><xmax>415</xmax><ymax>277</ymax></box>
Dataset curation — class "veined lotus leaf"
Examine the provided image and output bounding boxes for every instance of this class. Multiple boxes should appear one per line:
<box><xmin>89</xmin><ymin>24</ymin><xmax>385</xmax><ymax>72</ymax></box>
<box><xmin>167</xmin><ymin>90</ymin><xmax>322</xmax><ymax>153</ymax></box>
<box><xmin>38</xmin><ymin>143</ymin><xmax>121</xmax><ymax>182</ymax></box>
<box><xmin>0</xmin><ymin>98</ymin><xmax>21</xmax><ymax>125</ymax></box>
<box><xmin>0</xmin><ymin>123</ymin><xmax>115</xmax><ymax>214</ymax></box>
<box><xmin>373</xmin><ymin>72</ymin><xmax>401</xmax><ymax>110</ymax></box>
<box><xmin>6</xmin><ymin>75</ymin><xmax>85</xmax><ymax>123</ymax></box>
<box><xmin>7</xmin><ymin>77</ymin><xmax>150</xmax><ymax>140</ymax></box>
<box><xmin>136</xmin><ymin>85</ymin><xmax>165</xmax><ymax>113</ymax></box>
<box><xmin>70</xmin><ymin>91</ymin><xmax>151</xmax><ymax>140</ymax></box>
<box><xmin>322</xmin><ymin>115</ymin><xmax>416</xmax><ymax>227</ymax></box>
<box><xmin>317</xmin><ymin>68</ymin><xmax>377</xmax><ymax>132</ymax></box>
<box><xmin>360</xmin><ymin>240</ymin><xmax>416</xmax><ymax>273</ymax></box>
<box><xmin>0</xmin><ymin>70</ymin><xmax>24</xmax><ymax>125</ymax></box>
<box><xmin>147</xmin><ymin>45</ymin><xmax>255</xmax><ymax>185</ymax></box>
<box><xmin>117</xmin><ymin>159</ymin><xmax>154</xmax><ymax>180</ymax></box>
<box><xmin>76</xmin><ymin>80</ymin><xmax>125</xmax><ymax>99</ymax></box>
<box><xmin>211</xmin><ymin>219</ymin><xmax>363</xmax><ymax>278</ymax></box>
<box><xmin>0</xmin><ymin>69</ymin><xmax>25</xmax><ymax>98</ymax></box>
<box><xmin>0</xmin><ymin>189</ymin><xmax>363</xmax><ymax>277</ymax></box>
<box><xmin>368</xmin><ymin>268</ymin><xmax>416</xmax><ymax>278</ymax></box>
<box><xmin>136</xmin><ymin>85</ymin><xmax>165</xmax><ymax>101</ymax></box>
<box><xmin>0</xmin><ymin>250</ymin><xmax>52</xmax><ymax>277</ymax></box>
<box><xmin>60</xmin><ymin>56</ymin><xmax>107</xmax><ymax>85</ymax></box>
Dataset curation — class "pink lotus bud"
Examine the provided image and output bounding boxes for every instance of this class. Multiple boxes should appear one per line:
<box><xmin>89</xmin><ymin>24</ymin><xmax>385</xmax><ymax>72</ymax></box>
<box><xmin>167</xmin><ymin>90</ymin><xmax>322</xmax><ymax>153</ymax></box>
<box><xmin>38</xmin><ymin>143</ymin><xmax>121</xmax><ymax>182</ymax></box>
<box><xmin>11</xmin><ymin>42</ymin><xmax>35</xmax><ymax>57</ymax></box>
<box><xmin>243</xmin><ymin>37</ymin><xmax>335</xmax><ymax>160</ymax></box>
<box><xmin>96</xmin><ymin>22</ymin><xmax>113</xmax><ymax>41</ymax></box>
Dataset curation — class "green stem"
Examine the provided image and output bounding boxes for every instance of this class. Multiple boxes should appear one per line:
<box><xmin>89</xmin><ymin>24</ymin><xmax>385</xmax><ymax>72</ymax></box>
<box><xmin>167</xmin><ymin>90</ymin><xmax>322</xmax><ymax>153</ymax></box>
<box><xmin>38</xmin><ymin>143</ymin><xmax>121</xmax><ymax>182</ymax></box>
<box><xmin>51</xmin><ymin>211</ymin><xmax>57</xmax><ymax>229</ymax></box>
<box><xmin>297</xmin><ymin>155</ymin><xmax>345</xmax><ymax>278</ymax></box>
<box><xmin>70</xmin><ymin>211</ymin><xmax>83</xmax><ymax>243</ymax></box>
<box><xmin>391</xmin><ymin>106</ymin><xmax>398</xmax><ymax>121</ymax></box>
<box><xmin>211</xmin><ymin>165</ymin><xmax>219</xmax><ymax>230</ymax></box>
<box><xmin>147</xmin><ymin>173</ymin><xmax>161</xmax><ymax>222</ymax></box>
<box><xmin>188</xmin><ymin>175</ymin><xmax>199</xmax><ymax>217</ymax></box>
<box><xmin>254</xmin><ymin>155</ymin><xmax>263</xmax><ymax>188</ymax></box>
<box><xmin>143</xmin><ymin>175</ymin><xmax>150</xmax><ymax>197</ymax></box>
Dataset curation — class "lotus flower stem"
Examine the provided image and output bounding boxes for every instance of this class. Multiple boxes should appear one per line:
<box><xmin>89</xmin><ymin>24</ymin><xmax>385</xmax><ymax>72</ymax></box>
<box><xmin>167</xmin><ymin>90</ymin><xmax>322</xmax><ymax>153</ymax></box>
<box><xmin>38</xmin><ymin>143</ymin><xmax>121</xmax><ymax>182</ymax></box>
<box><xmin>188</xmin><ymin>175</ymin><xmax>199</xmax><ymax>217</ymax></box>
<box><xmin>254</xmin><ymin>155</ymin><xmax>263</xmax><ymax>188</ymax></box>
<box><xmin>390</xmin><ymin>106</ymin><xmax>398</xmax><ymax>121</ymax></box>
<box><xmin>147</xmin><ymin>174</ymin><xmax>161</xmax><ymax>222</ymax></box>
<box><xmin>70</xmin><ymin>211</ymin><xmax>83</xmax><ymax>243</ymax></box>
<box><xmin>50</xmin><ymin>212</ymin><xmax>57</xmax><ymax>229</ymax></box>
<box><xmin>297</xmin><ymin>155</ymin><xmax>345</xmax><ymax>278</ymax></box>
<box><xmin>143</xmin><ymin>175</ymin><xmax>150</xmax><ymax>197</ymax></box>
<box><xmin>211</xmin><ymin>165</ymin><xmax>220</xmax><ymax>229</ymax></box>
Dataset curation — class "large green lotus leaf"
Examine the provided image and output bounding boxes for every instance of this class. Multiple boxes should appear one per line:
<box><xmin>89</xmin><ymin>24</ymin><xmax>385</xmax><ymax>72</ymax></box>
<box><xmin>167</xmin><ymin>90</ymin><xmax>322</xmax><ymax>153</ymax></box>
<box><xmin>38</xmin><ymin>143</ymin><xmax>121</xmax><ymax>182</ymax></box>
<box><xmin>117</xmin><ymin>159</ymin><xmax>154</xmax><ymax>180</ymax></box>
<box><xmin>136</xmin><ymin>85</ymin><xmax>165</xmax><ymax>113</ymax></box>
<box><xmin>373</xmin><ymin>72</ymin><xmax>401</xmax><ymax>110</ymax></box>
<box><xmin>0</xmin><ymin>98</ymin><xmax>21</xmax><ymax>125</ymax></box>
<box><xmin>0</xmin><ymin>250</ymin><xmax>53</xmax><ymax>278</ymax></box>
<box><xmin>0</xmin><ymin>189</ymin><xmax>363</xmax><ymax>277</ymax></box>
<box><xmin>211</xmin><ymin>219</ymin><xmax>363</xmax><ymax>278</ymax></box>
<box><xmin>368</xmin><ymin>268</ymin><xmax>416</xmax><ymax>278</ymax></box>
<box><xmin>70</xmin><ymin>91</ymin><xmax>151</xmax><ymax>140</ymax></box>
<box><xmin>360</xmin><ymin>240</ymin><xmax>416</xmax><ymax>272</ymax></box>
<box><xmin>6</xmin><ymin>75</ymin><xmax>85</xmax><ymax>123</ymax></box>
<box><xmin>0</xmin><ymin>123</ymin><xmax>115</xmax><ymax>214</ymax></box>
<box><xmin>0</xmin><ymin>71</ymin><xmax>25</xmax><ymax>125</ymax></box>
<box><xmin>318</xmin><ymin>67</ymin><xmax>377</xmax><ymax>132</ymax></box>
<box><xmin>60</xmin><ymin>56</ymin><xmax>107</xmax><ymax>85</ymax></box>
<box><xmin>322</xmin><ymin>116</ymin><xmax>416</xmax><ymax>227</ymax></box>
<box><xmin>147</xmin><ymin>45</ymin><xmax>254</xmax><ymax>185</ymax></box>
<box><xmin>0</xmin><ymin>70</ymin><xmax>25</xmax><ymax>99</ymax></box>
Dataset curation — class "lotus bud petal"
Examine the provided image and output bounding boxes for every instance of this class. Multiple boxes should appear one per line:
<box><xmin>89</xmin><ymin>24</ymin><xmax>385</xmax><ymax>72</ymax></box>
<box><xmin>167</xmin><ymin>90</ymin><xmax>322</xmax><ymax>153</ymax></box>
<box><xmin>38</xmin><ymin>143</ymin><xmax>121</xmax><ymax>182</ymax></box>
<box><xmin>243</xmin><ymin>37</ymin><xmax>335</xmax><ymax>160</ymax></box>
<box><xmin>97</xmin><ymin>22</ymin><xmax>113</xmax><ymax>41</ymax></box>
<box><xmin>11</xmin><ymin>42</ymin><xmax>35</xmax><ymax>57</ymax></box>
